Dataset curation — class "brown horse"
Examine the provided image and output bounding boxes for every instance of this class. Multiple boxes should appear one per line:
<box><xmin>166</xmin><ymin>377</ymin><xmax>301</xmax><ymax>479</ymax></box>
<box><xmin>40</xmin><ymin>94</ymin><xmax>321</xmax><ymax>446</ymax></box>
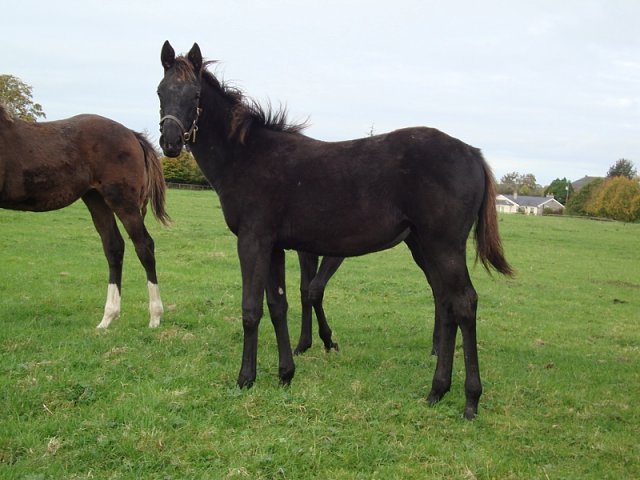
<box><xmin>157</xmin><ymin>42</ymin><xmax>513</xmax><ymax>419</ymax></box>
<box><xmin>0</xmin><ymin>102</ymin><xmax>170</xmax><ymax>328</ymax></box>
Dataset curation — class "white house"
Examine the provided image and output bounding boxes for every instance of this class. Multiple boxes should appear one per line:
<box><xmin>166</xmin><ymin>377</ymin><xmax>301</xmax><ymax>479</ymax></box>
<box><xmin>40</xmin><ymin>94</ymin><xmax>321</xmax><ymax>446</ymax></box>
<box><xmin>496</xmin><ymin>194</ymin><xmax>565</xmax><ymax>216</ymax></box>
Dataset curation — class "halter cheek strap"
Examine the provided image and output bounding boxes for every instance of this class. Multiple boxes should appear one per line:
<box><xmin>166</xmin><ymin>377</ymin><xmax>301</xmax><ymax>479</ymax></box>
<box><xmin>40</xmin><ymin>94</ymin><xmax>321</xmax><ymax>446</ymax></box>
<box><xmin>159</xmin><ymin>107</ymin><xmax>201</xmax><ymax>143</ymax></box>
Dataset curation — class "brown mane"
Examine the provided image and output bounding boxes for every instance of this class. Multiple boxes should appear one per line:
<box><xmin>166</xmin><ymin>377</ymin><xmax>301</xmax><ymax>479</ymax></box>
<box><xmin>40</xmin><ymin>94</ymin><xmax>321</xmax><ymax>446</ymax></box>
<box><xmin>0</xmin><ymin>102</ymin><xmax>15</xmax><ymax>124</ymax></box>
<box><xmin>170</xmin><ymin>56</ymin><xmax>201</xmax><ymax>82</ymax></box>
<box><xmin>175</xmin><ymin>56</ymin><xmax>308</xmax><ymax>144</ymax></box>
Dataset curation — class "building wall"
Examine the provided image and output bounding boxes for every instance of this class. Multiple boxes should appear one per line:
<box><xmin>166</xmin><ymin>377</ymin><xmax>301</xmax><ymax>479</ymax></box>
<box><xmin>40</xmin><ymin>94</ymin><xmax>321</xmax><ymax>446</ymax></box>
<box><xmin>526</xmin><ymin>207</ymin><xmax>540</xmax><ymax>216</ymax></box>
<box><xmin>496</xmin><ymin>195</ymin><xmax>564</xmax><ymax>215</ymax></box>
<box><xmin>497</xmin><ymin>204</ymin><xmax>518</xmax><ymax>214</ymax></box>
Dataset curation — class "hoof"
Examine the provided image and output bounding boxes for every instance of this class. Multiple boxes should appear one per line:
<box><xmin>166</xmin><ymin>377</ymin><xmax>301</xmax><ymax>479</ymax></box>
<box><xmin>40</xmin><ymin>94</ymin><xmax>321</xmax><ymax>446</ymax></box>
<box><xmin>464</xmin><ymin>399</ymin><xmax>479</xmax><ymax>420</ymax></box>
<box><xmin>325</xmin><ymin>342</ymin><xmax>340</xmax><ymax>353</ymax></box>
<box><xmin>427</xmin><ymin>389</ymin><xmax>446</xmax><ymax>407</ymax></box>
<box><xmin>293</xmin><ymin>343</ymin><xmax>311</xmax><ymax>356</ymax></box>
<box><xmin>464</xmin><ymin>406</ymin><xmax>478</xmax><ymax>420</ymax></box>
<box><xmin>237</xmin><ymin>375</ymin><xmax>255</xmax><ymax>389</ymax></box>
<box><xmin>279</xmin><ymin>367</ymin><xmax>295</xmax><ymax>386</ymax></box>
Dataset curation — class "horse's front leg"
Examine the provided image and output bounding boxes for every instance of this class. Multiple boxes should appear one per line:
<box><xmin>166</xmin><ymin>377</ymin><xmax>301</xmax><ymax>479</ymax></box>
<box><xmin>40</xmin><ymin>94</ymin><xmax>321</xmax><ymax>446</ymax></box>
<box><xmin>82</xmin><ymin>191</ymin><xmax>125</xmax><ymax>329</ymax></box>
<box><xmin>266</xmin><ymin>248</ymin><xmax>295</xmax><ymax>385</ymax></box>
<box><xmin>237</xmin><ymin>234</ymin><xmax>272</xmax><ymax>388</ymax></box>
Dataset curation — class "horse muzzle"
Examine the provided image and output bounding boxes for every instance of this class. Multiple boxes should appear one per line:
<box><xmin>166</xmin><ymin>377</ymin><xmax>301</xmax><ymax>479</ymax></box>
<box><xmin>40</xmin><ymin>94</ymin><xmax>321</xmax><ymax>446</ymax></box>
<box><xmin>159</xmin><ymin>110</ymin><xmax>200</xmax><ymax>157</ymax></box>
<box><xmin>159</xmin><ymin>130</ymin><xmax>184</xmax><ymax>158</ymax></box>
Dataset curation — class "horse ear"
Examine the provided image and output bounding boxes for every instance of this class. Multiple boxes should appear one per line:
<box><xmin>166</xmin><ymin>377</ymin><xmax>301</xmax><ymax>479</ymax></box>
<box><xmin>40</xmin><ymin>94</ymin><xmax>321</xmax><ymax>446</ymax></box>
<box><xmin>161</xmin><ymin>40</ymin><xmax>176</xmax><ymax>71</ymax></box>
<box><xmin>188</xmin><ymin>43</ymin><xmax>203</xmax><ymax>73</ymax></box>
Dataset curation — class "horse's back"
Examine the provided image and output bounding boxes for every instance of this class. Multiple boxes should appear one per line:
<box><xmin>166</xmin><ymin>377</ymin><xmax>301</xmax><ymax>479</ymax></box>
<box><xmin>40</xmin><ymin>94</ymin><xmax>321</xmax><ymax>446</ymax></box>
<box><xmin>0</xmin><ymin>114</ymin><xmax>146</xmax><ymax>212</ymax></box>
<box><xmin>290</xmin><ymin>126</ymin><xmax>483</xmax><ymax>180</ymax></box>
<box><xmin>288</xmin><ymin>126</ymin><xmax>486</xmax><ymax>210</ymax></box>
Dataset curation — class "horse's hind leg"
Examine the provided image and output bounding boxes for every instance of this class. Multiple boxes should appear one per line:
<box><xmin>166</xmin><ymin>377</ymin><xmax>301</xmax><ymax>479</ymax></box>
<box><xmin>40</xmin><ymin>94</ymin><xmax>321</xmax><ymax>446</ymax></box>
<box><xmin>295</xmin><ymin>252</ymin><xmax>318</xmax><ymax>355</ymax></box>
<box><xmin>82</xmin><ymin>191</ymin><xmax>125</xmax><ymax>328</ymax></box>
<box><xmin>411</xmin><ymin>233</ymin><xmax>481</xmax><ymax>419</ymax></box>
<box><xmin>295</xmin><ymin>253</ymin><xmax>343</xmax><ymax>355</ymax></box>
<box><xmin>310</xmin><ymin>256</ymin><xmax>343</xmax><ymax>352</ymax></box>
<box><xmin>404</xmin><ymin>234</ymin><xmax>440</xmax><ymax>356</ymax></box>
<box><xmin>111</xmin><ymin>207</ymin><xmax>163</xmax><ymax>327</ymax></box>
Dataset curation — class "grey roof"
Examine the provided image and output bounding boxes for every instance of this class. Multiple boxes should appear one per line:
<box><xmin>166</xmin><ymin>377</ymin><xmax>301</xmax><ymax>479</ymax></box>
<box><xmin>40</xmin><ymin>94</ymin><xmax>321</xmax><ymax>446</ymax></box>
<box><xmin>500</xmin><ymin>195</ymin><xmax>564</xmax><ymax>208</ymax></box>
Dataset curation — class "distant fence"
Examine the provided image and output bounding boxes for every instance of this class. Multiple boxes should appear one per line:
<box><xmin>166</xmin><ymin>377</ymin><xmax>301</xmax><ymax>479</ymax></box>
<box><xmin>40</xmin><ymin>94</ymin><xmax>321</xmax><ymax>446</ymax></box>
<box><xmin>166</xmin><ymin>182</ymin><xmax>212</xmax><ymax>191</ymax></box>
<box><xmin>539</xmin><ymin>212</ymin><xmax>620</xmax><ymax>223</ymax></box>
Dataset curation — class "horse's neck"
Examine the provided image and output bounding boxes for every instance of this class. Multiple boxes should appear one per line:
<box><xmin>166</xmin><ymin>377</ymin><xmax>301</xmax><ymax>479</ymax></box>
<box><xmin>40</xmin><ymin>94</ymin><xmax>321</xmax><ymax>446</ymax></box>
<box><xmin>189</xmin><ymin>84</ymin><xmax>238</xmax><ymax>180</ymax></box>
<box><xmin>189</xmin><ymin>111</ymin><xmax>232</xmax><ymax>191</ymax></box>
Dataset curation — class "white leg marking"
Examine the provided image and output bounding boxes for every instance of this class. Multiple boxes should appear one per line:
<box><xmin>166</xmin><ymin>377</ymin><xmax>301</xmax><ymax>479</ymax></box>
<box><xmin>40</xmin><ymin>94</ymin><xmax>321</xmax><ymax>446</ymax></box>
<box><xmin>97</xmin><ymin>283</ymin><xmax>121</xmax><ymax>329</ymax></box>
<box><xmin>147</xmin><ymin>281</ymin><xmax>164</xmax><ymax>328</ymax></box>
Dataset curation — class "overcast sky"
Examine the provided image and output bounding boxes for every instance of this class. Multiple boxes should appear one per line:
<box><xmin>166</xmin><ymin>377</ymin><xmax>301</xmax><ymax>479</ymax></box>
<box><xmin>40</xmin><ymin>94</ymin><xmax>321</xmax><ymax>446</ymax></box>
<box><xmin>3</xmin><ymin>0</ymin><xmax>638</xmax><ymax>185</ymax></box>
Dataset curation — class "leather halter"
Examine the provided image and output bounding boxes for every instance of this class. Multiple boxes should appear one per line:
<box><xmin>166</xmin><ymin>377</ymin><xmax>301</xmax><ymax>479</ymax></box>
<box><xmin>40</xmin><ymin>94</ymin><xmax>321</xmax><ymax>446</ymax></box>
<box><xmin>159</xmin><ymin>107</ymin><xmax>201</xmax><ymax>143</ymax></box>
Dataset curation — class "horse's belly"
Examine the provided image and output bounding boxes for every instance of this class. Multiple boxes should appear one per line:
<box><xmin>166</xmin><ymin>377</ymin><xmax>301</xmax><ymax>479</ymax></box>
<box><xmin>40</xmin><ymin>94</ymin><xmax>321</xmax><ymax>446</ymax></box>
<box><xmin>0</xmin><ymin>172</ymin><xmax>87</xmax><ymax>212</ymax></box>
<box><xmin>280</xmin><ymin>214</ymin><xmax>410</xmax><ymax>257</ymax></box>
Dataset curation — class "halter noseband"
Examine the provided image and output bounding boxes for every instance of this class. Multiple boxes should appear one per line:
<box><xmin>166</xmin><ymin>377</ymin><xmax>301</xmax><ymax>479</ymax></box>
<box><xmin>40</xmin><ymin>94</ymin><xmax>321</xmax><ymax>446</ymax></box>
<box><xmin>159</xmin><ymin>107</ymin><xmax>201</xmax><ymax>143</ymax></box>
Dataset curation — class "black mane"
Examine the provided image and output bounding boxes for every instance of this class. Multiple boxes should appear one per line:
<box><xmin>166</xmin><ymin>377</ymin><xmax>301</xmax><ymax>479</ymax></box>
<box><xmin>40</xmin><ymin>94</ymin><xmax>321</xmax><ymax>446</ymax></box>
<box><xmin>177</xmin><ymin>57</ymin><xmax>308</xmax><ymax>143</ymax></box>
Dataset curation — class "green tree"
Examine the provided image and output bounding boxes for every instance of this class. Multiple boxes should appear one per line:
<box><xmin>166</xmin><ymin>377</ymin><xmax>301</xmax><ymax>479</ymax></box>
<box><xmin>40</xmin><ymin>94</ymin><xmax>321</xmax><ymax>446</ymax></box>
<box><xmin>498</xmin><ymin>172</ymin><xmax>542</xmax><ymax>195</ymax></box>
<box><xmin>566</xmin><ymin>178</ymin><xmax>603</xmax><ymax>216</ymax></box>
<box><xmin>161</xmin><ymin>150</ymin><xmax>207</xmax><ymax>185</ymax></box>
<box><xmin>585</xmin><ymin>176</ymin><xmax>640</xmax><ymax>222</ymax></box>
<box><xmin>519</xmin><ymin>173</ymin><xmax>543</xmax><ymax>195</ymax></box>
<box><xmin>607</xmin><ymin>158</ymin><xmax>636</xmax><ymax>179</ymax></box>
<box><xmin>544</xmin><ymin>178</ymin><xmax>573</xmax><ymax>204</ymax></box>
<box><xmin>0</xmin><ymin>74</ymin><xmax>46</xmax><ymax>121</ymax></box>
<box><xmin>499</xmin><ymin>172</ymin><xmax>520</xmax><ymax>194</ymax></box>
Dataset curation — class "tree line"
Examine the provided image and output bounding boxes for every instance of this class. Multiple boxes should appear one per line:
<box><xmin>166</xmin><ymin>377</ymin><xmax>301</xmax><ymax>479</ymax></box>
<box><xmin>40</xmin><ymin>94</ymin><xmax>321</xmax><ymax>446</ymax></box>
<box><xmin>499</xmin><ymin>159</ymin><xmax>639</xmax><ymax>222</ymax></box>
<box><xmin>3</xmin><ymin>74</ymin><xmax>639</xmax><ymax>221</ymax></box>
<box><xmin>565</xmin><ymin>160</ymin><xmax>639</xmax><ymax>222</ymax></box>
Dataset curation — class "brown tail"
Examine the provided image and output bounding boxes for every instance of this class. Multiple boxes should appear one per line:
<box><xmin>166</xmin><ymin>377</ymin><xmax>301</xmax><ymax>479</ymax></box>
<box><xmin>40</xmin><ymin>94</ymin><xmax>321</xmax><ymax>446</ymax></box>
<box><xmin>134</xmin><ymin>131</ymin><xmax>171</xmax><ymax>226</ymax></box>
<box><xmin>475</xmin><ymin>158</ymin><xmax>514</xmax><ymax>276</ymax></box>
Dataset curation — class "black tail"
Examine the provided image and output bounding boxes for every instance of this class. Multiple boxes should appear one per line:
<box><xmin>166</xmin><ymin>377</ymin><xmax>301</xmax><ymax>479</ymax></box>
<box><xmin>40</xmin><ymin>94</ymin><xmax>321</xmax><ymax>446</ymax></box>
<box><xmin>475</xmin><ymin>158</ymin><xmax>514</xmax><ymax>276</ymax></box>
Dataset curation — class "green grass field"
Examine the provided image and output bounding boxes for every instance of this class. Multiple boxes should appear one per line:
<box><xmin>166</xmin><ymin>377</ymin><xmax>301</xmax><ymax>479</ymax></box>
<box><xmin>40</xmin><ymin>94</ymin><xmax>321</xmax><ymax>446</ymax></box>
<box><xmin>1</xmin><ymin>189</ymin><xmax>638</xmax><ymax>479</ymax></box>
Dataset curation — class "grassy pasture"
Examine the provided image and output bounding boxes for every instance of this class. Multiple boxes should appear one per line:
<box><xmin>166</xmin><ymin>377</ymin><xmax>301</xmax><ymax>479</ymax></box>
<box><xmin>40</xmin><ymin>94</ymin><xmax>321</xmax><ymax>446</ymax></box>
<box><xmin>1</xmin><ymin>189</ymin><xmax>638</xmax><ymax>479</ymax></box>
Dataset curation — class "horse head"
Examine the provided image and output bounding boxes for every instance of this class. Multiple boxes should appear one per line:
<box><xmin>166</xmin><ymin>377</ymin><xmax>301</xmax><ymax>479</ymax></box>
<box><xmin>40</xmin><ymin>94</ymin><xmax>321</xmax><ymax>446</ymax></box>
<box><xmin>158</xmin><ymin>41</ymin><xmax>202</xmax><ymax>157</ymax></box>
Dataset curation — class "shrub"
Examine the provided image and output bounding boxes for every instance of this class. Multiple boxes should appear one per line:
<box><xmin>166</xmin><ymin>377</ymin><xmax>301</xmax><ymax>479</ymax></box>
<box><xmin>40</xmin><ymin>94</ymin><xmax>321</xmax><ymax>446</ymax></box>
<box><xmin>584</xmin><ymin>176</ymin><xmax>640</xmax><ymax>222</ymax></box>
<box><xmin>161</xmin><ymin>150</ymin><xmax>207</xmax><ymax>185</ymax></box>
<box><xmin>566</xmin><ymin>178</ymin><xmax>604</xmax><ymax>216</ymax></box>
